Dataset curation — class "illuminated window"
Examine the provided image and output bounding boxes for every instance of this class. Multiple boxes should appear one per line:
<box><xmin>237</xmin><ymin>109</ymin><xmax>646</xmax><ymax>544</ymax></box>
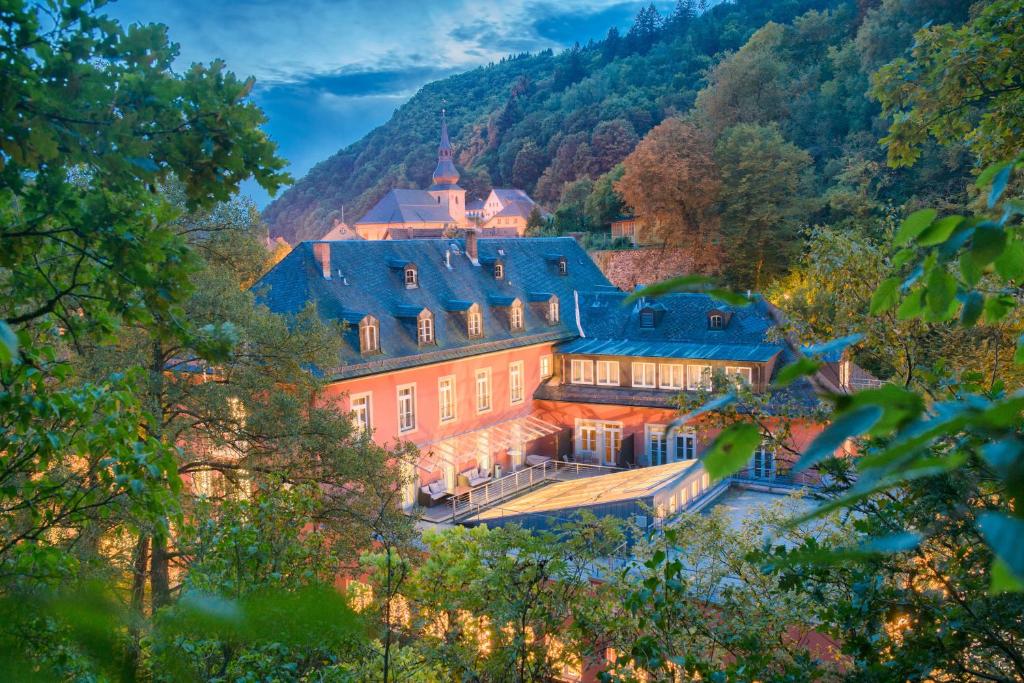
<box><xmin>494</xmin><ymin>262</ymin><xmax>504</xmax><ymax>279</ymax></box>
<box><xmin>509</xmin><ymin>361</ymin><xmax>524</xmax><ymax>404</ymax></box>
<box><xmin>596</xmin><ymin>360</ymin><xmax>619</xmax><ymax>386</ymax></box>
<box><xmin>397</xmin><ymin>384</ymin><xmax>416</xmax><ymax>433</ymax></box>
<box><xmin>539</xmin><ymin>354</ymin><xmax>553</xmax><ymax>379</ymax></box>
<box><xmin>475</xmin><ymin>368</ymin><xmax>492</xmax><ymax>413</ymax></box>
<box><xmin>548</xmin><ymin>297</ymin><xmax>560</xmax><ymax>324</ymax></box>
<box><xmin>467</xmin><ymin>306</ymin><xmax>483</xmax><ymax>338</ymax></box>
<box><xmin>359</xmin><ymin>316</ymin><xmax>379</xmax><ymax>353</ymax></box>
<box><xmin>351</xmin><ymin>392</ymin><xmax>372</xmax><ymax>432</ymax></box>
<box><xmin>510</xmin><ymin>301</ymin><xmax>524</xmax><ymax>331</ymax></box>
<box><xmin>659</xmin><ymin>363</ymin><xmax>685</xmax><ymax>390</ymax></box>
<box><xmin>570</xmin><ymin>359</ymin><xmax>594</xmax><ymax>384</ymax></box>
<box><xmin>632</xmin><ymin>362</ymin><xmax>656</xmax><ymax>388</ymax></box>
<box><xmin>686</xmin><ymin>364</ymin><xmax>712</xmax><ymax>390</ymax></box>
<box><xmin>404</xmin><ymin>266</ymin><xmax>418</xmax><ymax>288</ymax></box>
<box><xmin>726</xmin><ymin>365</ymin><xmax>753</xmax><ymax>386</ymax></box>
<box><xmin>438</xmin><ymin>376</ymin><xmax>456</xmax><ymax>423</ymax></box>
<box><xmin>417</xmin><ymin>311</ymin><xmax>434</xmax><ymax>345</ymax></box>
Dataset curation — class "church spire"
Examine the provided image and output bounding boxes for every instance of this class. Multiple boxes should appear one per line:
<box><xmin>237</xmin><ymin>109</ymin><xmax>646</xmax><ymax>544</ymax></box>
<box><xmin>431</xmin><ymin>107</ymin><xmax>460</xmax><ymax>187</ymax></box>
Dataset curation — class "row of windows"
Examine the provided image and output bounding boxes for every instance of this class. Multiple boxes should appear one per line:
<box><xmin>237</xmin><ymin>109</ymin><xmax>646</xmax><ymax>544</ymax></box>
<box><xmin>356</xmin><ymin>300</ymin><xmax>557</xmax><ymax>354</ymax></box>
<box><xmin>569</xmin><ymin>359</ymin><xmax>752</xmax><ymax>390</ymax></box>
<box><xmin>349</xmin><ymin>356</ymin><xmax>553</xmax><ymax>434</ymax></box>
<box><xmin>402</xmin><ymin>256</ymin><xmax>567</xmax><ymax>290</ymax></box>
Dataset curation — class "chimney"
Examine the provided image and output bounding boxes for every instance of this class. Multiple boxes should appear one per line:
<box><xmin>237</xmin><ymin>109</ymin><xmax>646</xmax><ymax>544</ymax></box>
<box><xmin>465</xmin><ymin>229</ymin><xmax>479</xmax><ymax>266</ymax></box>
<box><xmin>313</xmin><ymin>242</ymin><xmax>331</xmax><ymax>279</ymax></box>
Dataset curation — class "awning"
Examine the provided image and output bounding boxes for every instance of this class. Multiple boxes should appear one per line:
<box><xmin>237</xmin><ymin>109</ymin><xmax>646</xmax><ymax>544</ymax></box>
<box><xmin>419</xmin><ymin>415</ymin><xmax>562</xmax><ymax>470</ymax></box>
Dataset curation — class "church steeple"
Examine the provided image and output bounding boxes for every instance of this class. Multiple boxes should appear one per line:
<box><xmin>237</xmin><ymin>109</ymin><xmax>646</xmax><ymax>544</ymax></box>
<box><xmin>431</xmin><ymin>108</ymin><xmax>460</xmax><ymax>188</ymax></box>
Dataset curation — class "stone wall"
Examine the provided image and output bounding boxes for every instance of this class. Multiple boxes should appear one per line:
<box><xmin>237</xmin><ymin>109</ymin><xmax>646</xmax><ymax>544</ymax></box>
<box><xmin>589</xmin><ymin>246</ymin><xmax>719</xmax><ymax>291</ymax></box>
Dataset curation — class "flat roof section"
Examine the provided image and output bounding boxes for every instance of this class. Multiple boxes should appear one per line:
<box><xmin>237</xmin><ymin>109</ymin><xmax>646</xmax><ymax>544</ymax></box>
<box><xmin>468</xmin><ymin>460</ymin><xmax>700</xmax><ymax>524</ymax></box>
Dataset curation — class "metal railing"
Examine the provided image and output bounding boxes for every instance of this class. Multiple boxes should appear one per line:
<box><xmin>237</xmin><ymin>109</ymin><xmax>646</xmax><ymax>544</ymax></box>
<box><xmin>447</xmin><ymin>460</ymin><xmax>622</xmax><ymax>522</ymax></box>
<box><xmin>730</xmin><ymin>468</ymin><xmax>809</xmax><ymax>488</ymax></box>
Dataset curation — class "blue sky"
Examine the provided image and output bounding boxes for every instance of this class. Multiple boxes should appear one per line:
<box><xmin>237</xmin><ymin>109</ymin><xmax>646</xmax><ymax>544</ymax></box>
<box><xmin>105</xmin><ymin>0</ymin><xmax>660</xmax><ymax>207</ymax></box>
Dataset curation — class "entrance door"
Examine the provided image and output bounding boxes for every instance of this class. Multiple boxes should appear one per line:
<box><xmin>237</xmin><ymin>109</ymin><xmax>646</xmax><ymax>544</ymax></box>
<box><xmin>648</xmin><ymin>427</ymin><xmax>668</xmax><ymax>466</ymax></box>
<box><xmin>602</xmin><ymin>424</ymin><xmax>622</xmax><ymax>466</ymax></box>
<box><xmin>753</xmin><ymin>447</ymin><xmax>775</xmax><ymax>479</ymax></box>
<box><xmin>578</xmin><ymin>422</ymin><xmax>599</xmax><ymax>459</ymax></box>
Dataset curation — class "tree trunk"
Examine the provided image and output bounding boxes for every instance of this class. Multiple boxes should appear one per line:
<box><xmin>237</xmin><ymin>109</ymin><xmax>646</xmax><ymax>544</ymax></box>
<box><xmin>151</xmin><ymin>532</ymin><xmax>171</xmax><ymax>608</ymax></box>
<box><xmin>121</xmin><ymin>535</ymin><xmax>150</xmax><ymax>682</ymax></box>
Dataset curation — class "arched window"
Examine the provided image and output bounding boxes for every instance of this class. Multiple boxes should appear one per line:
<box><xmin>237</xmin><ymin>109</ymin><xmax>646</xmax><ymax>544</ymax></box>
<box><xmin>548</xmin><ymin>297</ymin><xmax>560</xmax><ymax>324</ymax></box>
<box><xmin>709</xmin><ymin>313</ymin><xmax>723</xmax><ymax>329</ymax></box>
<box><xmin>404</xmin><ymin>265</ymin><xmax>418</xmax><ymax>288</ymax></box>
<box><xmin>510</xmin><ymin>300</ymin><xmax>524</xmax><ymax>331</ymax></box>
<box><xmin>467</xmin><ymin>305</ymin><xmax>483</xmax><ymax>339</ymax></box>
<box><xmin>359</xmin><ymin>316</ymin><xmax>379</xmax><ymax>353</ymax></box>
<box><xmin>417</xmin><ymin>311</ymin><xmax>434</xmax><ymax>345</ymax></box>
<box><xmin>494</xmin><ymin>262</ymin><xmax>504</xmax><ymax>280</ymax></box>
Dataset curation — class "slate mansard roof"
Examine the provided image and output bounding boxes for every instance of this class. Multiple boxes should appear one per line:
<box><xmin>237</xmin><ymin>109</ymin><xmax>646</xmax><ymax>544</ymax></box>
<box><xmin>251</xmin><ymin>237</ymin><xmax>613</xmax><ymax>380</ymax></box>
<box><xmin>567</xmin><ymin>291</ymin><xmax>785</xmax><ymax>361</ymax></box>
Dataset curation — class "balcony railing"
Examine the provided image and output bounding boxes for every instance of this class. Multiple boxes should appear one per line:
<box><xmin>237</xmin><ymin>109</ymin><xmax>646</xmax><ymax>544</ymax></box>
<box><xmin>446</xmin><ymin>460</ymin><xmax>622</xmax><ymax>523</ymax></box>
<box><xmin>730</xmin><ymin>468</ymin><xmax>809</xmax><ymax>488</ymax></box>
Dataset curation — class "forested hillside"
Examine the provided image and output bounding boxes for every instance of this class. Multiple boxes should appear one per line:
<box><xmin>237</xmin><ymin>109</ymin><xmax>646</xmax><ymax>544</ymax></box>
<box><xmin>266</xmin><ymin>0</ymin><xmax>963</xmax><ymax>244</ymax></box>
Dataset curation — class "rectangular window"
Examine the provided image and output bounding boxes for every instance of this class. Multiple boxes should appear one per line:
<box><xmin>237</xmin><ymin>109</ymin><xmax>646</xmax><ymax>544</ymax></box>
<box><xmin>726</xmin><ymin>366</ymin><xmax>753</xmax><ymax>386</ymax></box>
<box><xmin>570</xmin><ymin>359</ymin><xmax>594</xmax><ymax>384</ymax></box>
<box><xmin>753</xmin><ymin>447</ymin><xmax>775</xmax><ymax>479</ymax></box>
<box><xmin>397</xmin><ymin>384</ymin><xmax>416</xmax><ymax>433</ymax></box>
<box><xmin>509</xmin><ymin>361</ymin><xmax>524</xmax><ymax>404</ymax></box>
<box><xmin>674</xmin><ymin>431</ymin><xmax>697</xmax><ymax>460</ymax></box>
<box><xmin>475</xmin><ymin>368</ymin><xmax>492</xmax><ymax>413</ymax></box>
<box><xmin>350</xmin><ymin>392</ymin><xmax>372</xmax><ymax>432</ymax></box>
<box><xmin>438</xmin><ymin>376</ymin><xmax>456</xmax><ymax>423</ymax></box>
<box><xmin>647</xmin><ymin>425</ymin><xmax>667</xmax><ymax>466</ymax></box>
<box><xmin>659</xmin><ymin>364</ymin><xmax>685</xmax><ymax>390</ymax></box>
<box><xmin>686</xmin><ymin>364</ymin><xmax>712</xmax><ymax>391</ymax></box>
<box><xmin>578</xmin><ymin>423</ymin><xmax>598</xmax><ymax>454</ymax></box>
<box><xmin>632</xmin><ymin>362</ymin><xmax>656</xmax><ymax>388</ymax></box>
<box><xmin>540</xmin><ymin>354</ymin><xmax>553</xmax><ymax>379</ymax></box>
<box><xmin>596</xmin><ymin>360</ymin><xmax>620</xmax><ymax>386</ymax></box>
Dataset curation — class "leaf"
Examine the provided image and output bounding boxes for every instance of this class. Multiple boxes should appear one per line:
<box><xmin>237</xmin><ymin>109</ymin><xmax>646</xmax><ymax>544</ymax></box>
<box><xmin>969</xmin><ymin>225</ymin><xmax>1007</xmax><ymax>268</ymax></box>
<box><xmin>670</xmin><ymin>393</ymin><xmax>736</xmax><ymax>430</ymax></box>
<box><xmin>701</xmin><ymin>422</ymin><xmax>761</xmax><ymax>480</ymax></box>
<box><xmin>626</xmin><ymin>275</ymin><xmax>714</xmax><ymax>302</ymax></box>
<box><xmin>925</xmin><ymin>267</ymin><xmax>957</xmax><ymax>317</ymax></box>
<box><xmin>772</xmin><ymin>357</ymin><xmax>822</xmax><ymax>388</ymax></box>
<box><xmin>989</xmin><ymin>163</ymin><xmax>1013</xmax><ymax>208</ymax></box>
<box><xmin>977</xmin><ymin>512</ymin><xmax>1024</xmax><ymax>587</ymax></box>
<box><xmin>959</xmin><ymin>291</ymin><xmax>984</xmax><ymax>327</ymax></box>
<box><xmin>861</xmin><ymin>531</ymin><xmax>922</xmax><ymax>553</ymax></box>
<box><xmin>707</xmin><ymin>288</ymin><xmax>752</xmax><ymax>306</ymax></box>
<box><xmin>976</xmin><ymin>161</ymin><xmax>1010</xmax><ymax>188</ymax></box>
<box><xmin>1016</xmin><ymin>334</ymin><xmax>1024</xmax><ymax>365</ymax></box>
<box><xmin>794</xmin><ymin>405</ymin><xmax>883</xmax><ymax>472</ymax></box>
<box><xmin>991</xmin><ymin>558</ymin><xmax>1024</xmax><ymax>593</ymax></box>
<box><xmin>994</xmin><ymin>241</ymin><xmax>1024</xmax><ymax>281</ymax></box>
<box><xmin>917</xmin><ymin>215</ymin><xmax>965</xmax><ymax>246</ymax></box>
<box><xmin>870</xmin><ymin>278</ymin><xmax>900</xmax><ymax>314</ymax></box>
<box><xmin>0</xmin><ymin>322</ymin><xmax>17</xmax><ymax>364</ymax></box>
<box><xmin>894</xmin><ymin>208</ymin><xmax>936</xmax><ymax>246</ymax></box>
<box><xmin>896</xmin><ymin>288</ymin><xmax>924</xmax><ymax>320</ymax></box>
<box><xmin>127</xmin><ymin>156</ymin><xmax>160</xmax><ymax>173</ymax></box>
<box><xmin>804</xmin><ymin>334</ymin><xmax>864</xmax><ymax>359</ymax></box>
<box><xmin>983</xmin><ymin>295</ymin><xmax>1016</xmax><ymax>324</ymax></box>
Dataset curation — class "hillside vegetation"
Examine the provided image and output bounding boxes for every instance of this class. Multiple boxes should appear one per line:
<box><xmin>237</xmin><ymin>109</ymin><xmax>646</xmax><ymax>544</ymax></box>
<box><xmin>269</xmin><ymin>0</ymin><xmax>971</xmax><ymax>244</ymax></box>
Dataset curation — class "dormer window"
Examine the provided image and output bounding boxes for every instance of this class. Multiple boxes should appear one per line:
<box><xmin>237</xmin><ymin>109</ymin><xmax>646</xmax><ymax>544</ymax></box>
<box><xmin>359</xmin><ymin>316</ymin><xmax>380</xmax><ymax>354</ymax></box>
<box><xmin>709</xmin><ymin>314</ymin><xmax>723</xmax><ymax>330</ymax></box>
<box><xmin>494</xmin><ymin>262</ymin><xmax>504</xmax><ymax>280</ymax></box>
<box><xmin>548</xmin><ymin>297</ymin><xmax>560</xmax><ymax>324</ymax></box>
<box><xmin>404</xmin><ymin>265</ymin><xmax>418</xmax><ymax>289</ymax></box>
<box><xmin>640</xmin><ymin>309</ymin><xmax>655</xmax><ymax>329</ymax></box>
<box><xmin>467</xmin><ymin>304</ymin><xmax>483</xmax><ymax>339</ymax></box>
<box><xmin>558</xmin><ymin>258</ymin><xmax>568</xmax><ymax>276</ymax></box>
<box><xmin>417</xmin><ymin>310</ymin><xmax>434</xmax><ymax>345</ymax></box>
<box><xmin>510</xmin><ymin>300</ymin><xmax>524</xmax><ymax>331</ymax></box>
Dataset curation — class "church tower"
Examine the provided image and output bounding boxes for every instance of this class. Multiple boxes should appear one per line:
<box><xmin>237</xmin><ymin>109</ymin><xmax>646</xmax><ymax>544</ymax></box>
<box><xmin>428</xmin><ymin>109</ymin><xmax>467</xmax><ymax>227</ymax></box>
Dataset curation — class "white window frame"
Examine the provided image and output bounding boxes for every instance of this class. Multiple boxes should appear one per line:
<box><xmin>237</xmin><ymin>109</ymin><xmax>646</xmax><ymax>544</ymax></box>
<box><xmin>510</xmin><ymin>302</ymin><xmax>524</xmax><ymax>331</ymax></box>
<box><xmin>540</xmin><ymin>354</ymin><xmax>553</xmax><ymax>379</ymax></box>
<box><xmin>397</xmin><ymin>384</ymin><xmax>416</xmax><ymax>434</ymax></box>
<box><xmin>686</xmin><ymin>364</ymin><xmax>712</xmax><ymax>391</ymax></box>
<box><xmin>725</xmin><ymin>365</ymin><xmax>753</xmax><ymax>387</ymax></box>
<box><xmin>475</xmin><ymin>368</ymin><xmax>492</xmax><ymax>414</ymax></box>
<box><xmin>673</xmin><ymin>429</ymin><xmax>697</xmax><ymax>461</ymax></box>
<box><xmin>417</xmin><ymin>314</ymin><xmax>434</xmax><ymax>345</ymax></box>
<box><xmin>596</xmin><ymin>360</ymin><xmax>620</xmax><ymax>386</ymax></box>
<box><xmin>632</xmin><ymin>362</ymin><xmax>656</xmax><ymax>388</ymax></box>
<box><xmin>645</xmin><ymin>424</ymin><xmax>668</xmax><ymax>466</ymax></box>
<box><xmin>577</xmin><ymin>421</ymin><xmax>599</xmax><ymax>455</ymax></box>
<box><xmin>659</xmin><ymin>363</ymin><xmax>685</xmax><ymax>390</ymax></box>
<box><xmin>494</xmin><ymin>263</ymin><xmax>504</xmax><ymax>279</ymax></box>
<box><xmin>350</xmin><ymin>392</ymin><xmax>372</xmax><ymax>432</ymax></box>
<box><xmin>438</xmin><ymin>376</ymin><xmax>456</xmax><ymax>423</ymax></box>
<box><xmin>709</xmin><ymin>313</ymin><xmax>723</xmax><ymax>329</ymax></box>
<box><xmin>404</xmin><ymin>266</ymin><xmax>418</xmax><ymax>288</ymax></box>
<box><xmin>509</xmin><ymin>361</ymin><xmax>524</xmax><ymax>404</ymax></box>
<box><xmin>548</xmin><ymin>298</ymin><xmax>560</xmax><ymax>323</ymax></box>
<box><xmin>467</xmin><ymin>309</ymin><xmax>482</xmax><ymax>338</ymax></box>
<box><xmin>360</xmin><ymin>319</ymin><xmax>379</xmax><ymax>353</ymax></box>
<box><xmin>570</xmin><ymin>359</ymin><xmax>594</xmax><ymax>385</ymax></box>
